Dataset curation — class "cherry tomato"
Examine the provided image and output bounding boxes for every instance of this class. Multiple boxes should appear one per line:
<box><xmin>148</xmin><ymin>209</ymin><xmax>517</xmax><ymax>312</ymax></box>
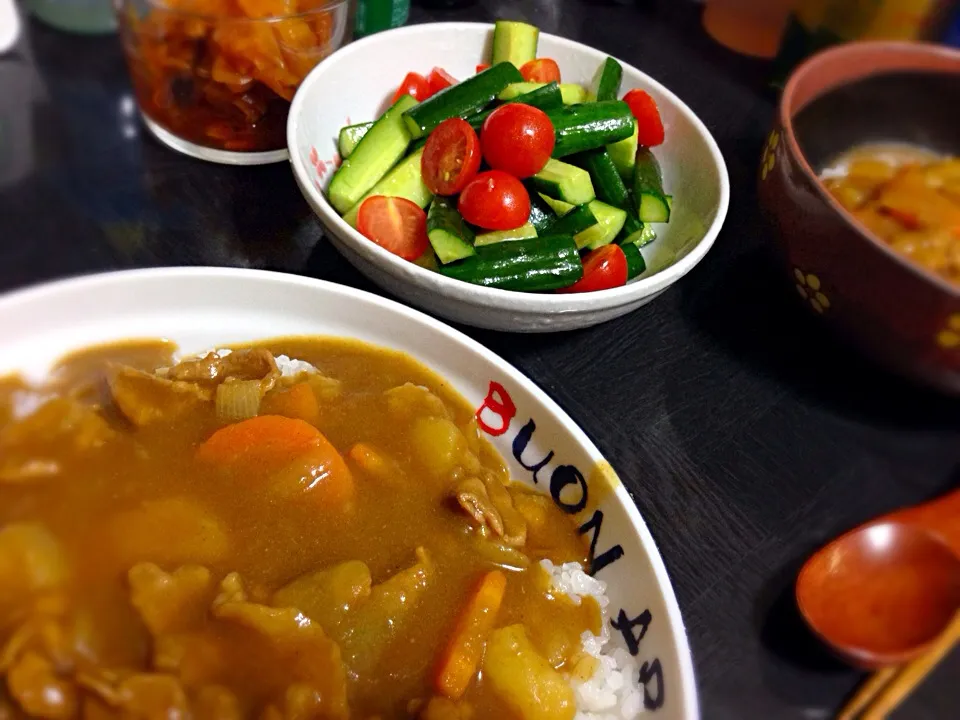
<box><xmin>519</xmin><ymin>58</ymin><xmax>561</xmax><ymax>83</ymax></box>
<box><xmin>391</xmin><ymin>72</ymin><xmax>432</xmax><ymax>103</ymax></box>
<box><xmin>427</xmin><ymin>67</ymin><xmax>457</xmax><ymax>95</ymax></box>
<box><xmin>623</xmin><ymin>89</ymin><xmax>665</xmax><ymax>147</ymax></box>
<box><xmin>480</xmin><ymin>104</ymin><xmax>555</xmax><ymax>179</ymax></box>
<box><xmin>421</xmin><ymin>118</ymin><xmax>482</xmax><ymax>196</ymax></box>
<box><xmin>356</xmin><ymin>196</ymin><xmax>429</xmax><ymax>261</ymax></box>
<box><xmin>559</xmin><ymin>245</ymin><xmax>628</xmax><ymax>293</ymax></box>
<box><xmin>476</xmin><ymin>63</ymin><xmax>491</xmax><ymax>74</ymax></box>
<box><xmin>458</xmin><ymin>171</ymin><xmax>531</xmax><ymax>231</ymax></box>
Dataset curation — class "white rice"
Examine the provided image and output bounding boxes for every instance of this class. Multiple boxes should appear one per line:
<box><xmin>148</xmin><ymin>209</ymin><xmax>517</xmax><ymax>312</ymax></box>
<box><xmin>273</xmin><ymin>354</ymin><xmax>318</xmax><ymax>377</ymax></box>
<box><xmin>540</xmin><ymin>560</ymin><xmax>645</xmax><ymax>720</ymax></box>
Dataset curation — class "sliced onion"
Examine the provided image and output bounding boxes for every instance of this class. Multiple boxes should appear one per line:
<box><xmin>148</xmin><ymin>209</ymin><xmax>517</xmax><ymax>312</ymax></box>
<box><xmin>215</xmin><ymin>380</ymin><xmax>261</xmax><ymax>422</ymax></box>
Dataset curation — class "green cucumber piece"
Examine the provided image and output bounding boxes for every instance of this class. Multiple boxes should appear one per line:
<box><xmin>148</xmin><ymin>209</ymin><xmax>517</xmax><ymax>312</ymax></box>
<box><xmin>491</xmin><ymin>20</ymin><xmax>539</xmax><ymax>68</ymax></box>
<box><xmin>469</xmin><ymin>83</ymin><xmax>562</xmax><ymax>130</ymax></box>
<box><xmin>427</xmin><ymin>197</ymin><xmax>475</xmax><ymax>264</ymax></box>
<box><xmin>474</xmin><ymin>222</ymin><xmax>538</xmax><ymax>247</ymax></box>
<box><xmin>592</xmin><ymin>58</ymin><xmax>623</xmax><ymax>102</ymax></box>
<box><xmin>607</xmin><ymin>124</ymin><xmax>638</xmax><ymax>181</ymax></box>
<box><xmin>498</xmin><ymin>81</ymin><xmax>544</xmax><ymax>101</ymax></box>
<box><xmin>571</xmin><ymin>148</ymin><xmax>642</xmax><ymax>237</ymax></box>
<box><xmin>548</xmin><ymin>204</ymin><xmax>597</xmax><ymax>236</ymax></box>
<box><xmin>638</xmin><ymin>192</ymin><xmax>671</xmax><ymax>223</ymax></box>
<box><xmin>634</xmin><ymin>147</ymin><xmax>665</xmax><ymax>195</ymax></box>
<box><xmin>633</xmin><ymin>148</ymin><xmax>670</xmax><ymax>222</ymax></box>
<box><xmin>574</xmin><ymin>200</ymin><xmax>626</xmax><ymax>250</ymax></box>
<box><xmin>439</xmin><ymin>235</ymin><xmax>582</xmax><ymax>292</ymax></box>
<box><xmin>619</xmin><ymin>223</ymin><xmax>657</xmax><ymax>248</ymax></box>
<box><xmin>403</xmin><ymin>63</ymin><xmax>522</xmax><ymax>139</ymax></box>
<box><xmin>527</xmin><ymin>190</ymin><xmax>559</xmax><ymax>233</ymax></box>
<box><xmin>539</xmin><ymin>194</ymin><xmax>574</xmax><ymax>216</ymax></box>
<box><xmin>622</xmin><ymin>242</ymin><xmax>647</xmax><ymax>279</ymax></box>
<box><xmin>529</xmin><ymin>158</ymin><xmax>595</xmax><ymax>206</ymax></box>
<box><xmin>559</xmin><ymin>83</ymin><xmax>587</xmax><ymax>105</ymax></box>
<box><xmin>338</xmin><ymin>122</ymin><xmax>374</xmax><ymax>159</ymax></box>
<box><xmin>328</xmin><ymin>94</ymin><xmax>417</xmax><ymax>214</ymax></box>
<box><xmin>546</xmin><ymin>101</ymin><xmax>636</xmax><ymax>157</ymax></box>
<box><xmin>342</xmin><ymin>147</ymin><xmax>432</xmax><ymax>227</ymax></box>
<box><xmin>414</xmin><ymin>248</ymin><xmax>439</xmax><ymax>271</ymax></box>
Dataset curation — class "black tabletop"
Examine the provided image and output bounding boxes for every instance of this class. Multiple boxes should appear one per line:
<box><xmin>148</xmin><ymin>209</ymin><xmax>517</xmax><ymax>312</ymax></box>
<box><xmin>2</xmin><ymin>1</ymin><xmax>959</xmax><ymax>717</ymax></box>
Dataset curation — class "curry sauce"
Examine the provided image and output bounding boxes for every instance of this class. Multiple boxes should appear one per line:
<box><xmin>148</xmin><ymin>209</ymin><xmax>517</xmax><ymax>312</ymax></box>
<box><xmin>0</xmin><ymin>338</ymin><xmax>601</xmax><ymax>720</ymax></box>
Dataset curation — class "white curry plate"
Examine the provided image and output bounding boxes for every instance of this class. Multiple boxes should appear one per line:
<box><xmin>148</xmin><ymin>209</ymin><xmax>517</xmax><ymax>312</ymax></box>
<box><xmin>0</xmin><ymin>268</ymin><xmax>698</xmax><ymax>718</ymax></box>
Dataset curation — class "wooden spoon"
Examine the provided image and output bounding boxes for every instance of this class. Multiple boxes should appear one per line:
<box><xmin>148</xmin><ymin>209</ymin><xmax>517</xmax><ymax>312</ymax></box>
<box><xmin>797</xmin><ymin>517</ymin><xmax>960</xmax><ymax>668</ymax></box>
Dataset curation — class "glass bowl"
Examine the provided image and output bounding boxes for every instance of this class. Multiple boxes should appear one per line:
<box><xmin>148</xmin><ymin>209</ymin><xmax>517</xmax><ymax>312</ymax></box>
<box><xmin>115</xmin><ymin>0</ymin><xmax>350</xmax><ymax>164</ymax></box>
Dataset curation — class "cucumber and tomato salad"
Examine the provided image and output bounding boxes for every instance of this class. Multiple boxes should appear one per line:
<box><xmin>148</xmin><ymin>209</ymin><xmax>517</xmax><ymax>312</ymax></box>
<box><xmin>326</xmin><ymin>19</ymin><xmax>673</xmax><ymax>294</ymax></box>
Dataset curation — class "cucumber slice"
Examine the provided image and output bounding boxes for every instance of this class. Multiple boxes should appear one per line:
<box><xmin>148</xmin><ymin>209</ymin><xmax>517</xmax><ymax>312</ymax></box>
<box><xmin>470</xmin><ymin>82</ymin><xmax>562</xmax><ymax>129</ymax></box>
<box><xmin>440</xmin><ymin>235</ymin><xmax>582</xmax><ymax>292</ymax></box>
<box><xmin>403</xmin><ymin>62</ymin><xmax>522</xmax><ymax>139</ymax></box>
<box><xmin>571</xmin><ymin>148</ymin><xmax>642</xmax><ymax>238</ymax></box>
<box><xmin>427</xmin><ymin>197</ymin><xmax>475</xmax><ymax>264</ymax></box>
<box><xmin>328</xmin><ymin>94</ymin><xmax>417</xmax><ymax>214</ymax></box>
<box><xmin>342</xmin><ymin>147</ymin><xmax>432</xmax><ymax>227</ymax></box>
<box><xmin>539</xmin><ymin>194</ymin><xmax>575</xmax><ymax>216</ymax></box>
<box><xmin>638</xmin><ymin>193</ymin><xmax>671</xmax><ymax>223</ymax></box>
<box><xmin>548</xmin><ymin>204</ymin><xmax>597</xmax><ymax>236</ymax></box>
<box><xmin>414</xmin><ymin>248</ymin><xmax>439</xmax><ymax>271</ymax></box>
<box><xmin>607</xmin><ymin>124</ymin><xmax>638</xmax><ymax>181</ymax></box>
<box><xmin>527</xmin><ymin>190</ymin><xmax>559</xmax><ymax>233</ymax></box>
<box><xmin>338</xmin><ymin>122</ymin><xmax>373</xmax><ymax>159</ymax></box>
<box><xmin>619</xmin><ymin>223</ymin><xmax>657</xmax><ymax>248</ymax></box>
<box><xmin>559</xmin><ymin>83</ymin><xmax>587</xmax><ymax>105</ymax></box>
<box><xmin>474</xmin><ymin>222</ymin><xmax>538</xmax><ymax>247</ymax></box>
<box><xmin>622</xmin><ymin>242</ymin><xmax>647</xmax><ymax>279</ymax></box>
<box><xmin>634</xmin><ymin>147</ymin><xmax>665</xmax><ymax>195</ymax></box>
<box><xmin>498</xmin><ymin>81</ymin><xmax>545</xmax><ymax>101</ymax></box>
<box><xmin>633</xmin><ymin>148</ymin><xmax>670</xmax><ymax>223</ymax></box>
<box><xmin>574</xmin><ymin>200</ymin><xmax>627</xmax><ymax>250</ymax></box>
<box><xmin>591</xmin><ymin>58</ymin><xmax>623</xmax><ymax>102</ymax></box>
<box><xmin>491</xmin><ymin>20</ymin><xmax>539</xmax><ymax>68</ymax></box>
<box><xmin>529</xmin><ymin>159</ymin><xmax>595</xmax><ymax>206</ymax></box>
<box><xmin>546</xmin><ymin>101</ymin><xmax>636</xmax><ymax>157</ymax></box>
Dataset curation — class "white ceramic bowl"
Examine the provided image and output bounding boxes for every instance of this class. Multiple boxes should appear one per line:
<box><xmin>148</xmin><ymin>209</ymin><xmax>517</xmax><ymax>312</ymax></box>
<box><xmin>0</xmin><ymin>267</ymin><xmax>698</xmax><ymax>718</ymax></box>
<box><xmin>288</xmin><ymin>22</ymin><xmax>729</xmax><ymax>332</ymax></box>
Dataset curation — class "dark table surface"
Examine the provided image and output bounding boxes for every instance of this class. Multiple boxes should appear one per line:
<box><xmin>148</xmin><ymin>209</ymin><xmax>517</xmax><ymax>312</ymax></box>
<box><xmin>2</xmin><ymin>0</ymin><xmax>959</xmax><ymax>717</ymax></box>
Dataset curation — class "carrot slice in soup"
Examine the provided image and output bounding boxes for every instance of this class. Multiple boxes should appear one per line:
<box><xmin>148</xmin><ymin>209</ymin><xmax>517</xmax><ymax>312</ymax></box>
<box><xmin>433</xmin><ymin>569</ymin><xmax>507</xmax><ymax>699</ymax></box>
<box><xmin>197</xmin><ymin>415</ymin><xmax>354</xmax><ymax>507</ymax></box>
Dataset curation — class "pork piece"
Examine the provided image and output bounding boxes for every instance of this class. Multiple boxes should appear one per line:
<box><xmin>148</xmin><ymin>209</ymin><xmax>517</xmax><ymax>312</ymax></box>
<box><xmin>108</xmin><ymin>498</ymin><xmax>229</xmax><ymax>567</ymax></box>
<box><xmin>109</xmin><ymin>367</ymin><xmax>211</xmax><ymax>427</ymax></box>
<box><xmin>0</xmin><ymin>524</ymin><xmax>65</xmax><ymax>615</ymax></box>
<box><xmin>0</xmin><ymin>397</ymin><xmax>115</xmax><ymax>482</ymax></box>
<box><xmin>128</xmin><ymin>564</ymin><xmax>213</xmax><ymax>637</ymax></box>
<box><xmin>116</xmin><ymin>674</ymin><xmax>190</xmax><ymax>720</ymax></box>
<box><xmin>453</xmin><ymin>473</ymin><xmax>527</xmax><ymax>548</ymax></box>
<box><xmin>151</xmin><ymin>632</ymin><xmax>225</xmax><ymax>687</ymax></box>
<box><xmin>6</xmin><ymin>650</ymin><xmax>77</xmax><ymax>720</ymax></box>
<box><xmin>167</xmin><ymin>350</ymin><xmax>279</xmax><ymax>390</ymax></box>
<box><xmin>212</xmin><ymin>576</ymin><xmax>348</xmax><ymax>720</ymax></box>
<box><xmin>271</xmin><ymin>560</ymin><xmax>371</xmax><ymax>633</ymax></box>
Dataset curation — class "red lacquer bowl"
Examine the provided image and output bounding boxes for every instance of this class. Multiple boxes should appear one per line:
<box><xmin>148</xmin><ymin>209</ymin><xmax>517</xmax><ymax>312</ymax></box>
<box><xmin>759</xmin><ymin>41</ymin><xmax>960</xmax><ymax>394</ymax></box>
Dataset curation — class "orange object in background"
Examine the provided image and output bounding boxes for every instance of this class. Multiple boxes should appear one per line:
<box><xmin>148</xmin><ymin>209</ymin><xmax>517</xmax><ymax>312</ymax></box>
<box><xmin>116</xmin><ymin>0</ymin><xmax>347</xmax><ymax>154</ymax></box>
<box><xmin>702</xmin><ymin>0</ymin><xmax>797</xmax><ymax>58</ymax></box>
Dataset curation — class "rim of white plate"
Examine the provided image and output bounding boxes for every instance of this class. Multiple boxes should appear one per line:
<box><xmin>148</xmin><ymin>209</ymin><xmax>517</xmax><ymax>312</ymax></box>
<box><xmin>288</xmin><ymin>22</ymin><xmax>729</xmax><ymax>314</ymax></box>
<box><xmin>0</xmin><ymin>266</ymin><xmax>700</xmax><ymax>718</ymax></box>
